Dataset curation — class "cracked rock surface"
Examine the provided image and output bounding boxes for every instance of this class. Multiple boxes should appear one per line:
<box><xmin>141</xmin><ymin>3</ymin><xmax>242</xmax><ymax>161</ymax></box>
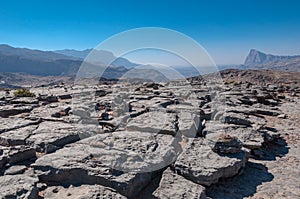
<box><xmin>0</xmin><ymin>69</ymin><xmax>299</xmax><ymax>198</ymax></box>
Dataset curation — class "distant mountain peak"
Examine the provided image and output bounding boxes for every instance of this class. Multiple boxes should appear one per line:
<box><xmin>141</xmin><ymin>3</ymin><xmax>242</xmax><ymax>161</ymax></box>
<box><xmin>245</xmin><ymin>49</ymin><xmax>269</xmax><ymax>65</ymax></box>
<box><xmin>243</xmin><ymin>49</ymin><xmax>300</xmax><ymax>72</ymax></box>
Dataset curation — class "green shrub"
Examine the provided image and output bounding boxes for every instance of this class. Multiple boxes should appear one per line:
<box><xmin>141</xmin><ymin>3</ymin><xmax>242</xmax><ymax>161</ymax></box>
<box><xmin>13</xmin><ymin>89</ymin><xmax>35</xmax><ymax>97</ymax></box>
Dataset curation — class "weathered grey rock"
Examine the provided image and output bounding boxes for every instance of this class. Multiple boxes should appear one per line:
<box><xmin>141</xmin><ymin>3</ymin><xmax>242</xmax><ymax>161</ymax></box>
<box><xmin>33</xmin><ymin>131</ymin><xmax>179</xmax><ymax>198</ymax></box>
<box><xmin>220</xmin><ymin>112</ymin><xmax>252</xmax><ymax>126</ymax></box>
<box><xmin>44</xmin><ymin>185</ymin><xmax>126</xmax><ymax>199</ymax></box>
<box><xmin>212</xmin><ymin>134</ymin><xmax>243</xmax><ymax>154</ymax></box>
<box><xmin>177</xmin><ymin>111</ymin><xmax>203</xmax><ymax>137</ymax></box>
<box><xmin>7</xmin><ymin>146</ymin><xmax>36</xmax><ymax>164</ymax></box>
<box><xmin>173</xmin><ymin>138</ymin><xmax>249</xmax><ymax>186</ymax></box>
<box><xmin>167</xmin><ymin>104</ymin><xmax>197</xmax><ymax>113</ymax></box>
<box><xmin>51</xmin><ymin>107</ymin><xmax>71</xmax><ymax>118</ymax></box>
<box><xmin>0</xmin><ymin>125</ymin><xmax>38</xmax><ymax>146</ymax></box>
<box><xmin>264</xmin><ymin>98</ymin><xmax>279</xmax><ymax>106</ymax></box>
<box><xmin>0</xmin><ymin>74</ymin><xmax>298</xmax><ymax>198</ymax></box>
<box><xmin>0</xmin><ymin>152</ymin><xmax>7</xmax><ymax>169</ymax></box>
<box><xmin>0</xmin><ymin>145</ymin><xmax>36</xmax><ymax>167</ymax></box>
<box><xmin>205</xmin><ymin>121</ymin><xmax>265</xmax><ymax>150</ymax></box>
<box><xmin>0</xmin><ymin>121</ymin><xmax>102</xmax><ymax>153</ymax></box>
<box><xmin>0</xmin><ymin>105</ymin><xmax>34</xmax><ymax>117</ymax></box>
<box><xmin>37</xmin><ymin>95</ymin><xmax>58</xmax><ymax>103</ymax></box>
<box><xmin>0</xmin><ymin>117</ymin><xmax>41</xmax><ymax>133</ymax></box>
<box><xmin>130</xmin><ymin>94</ymin><xmax>154</xmax><ymax>101</ymax></box>
<box><xmin>4</xmin><ymin>165</ymin><xmax>27</xmax><ymax>175</ymax></box>
<box><xmin>152</xmin><ymin>168</ymin><xmax>207</xmax><ymax>199</ymax></box>
<box><xmin>130</xmin><ymin>98</ymin><xmax>173</xmax><ymax>110</ymax></box>
<box><xmin>28</xmin><ymin>102</ymin><xmax>73</xmax><ymax>122</ymax></box>
<box><xmin>9</xmin><ymin>97</ymin><xmax>39</xmax><ymax>105</ymax></box>
<box><xmin>277</xmin><ymin>113</ymin><xmax>287</xmax><ymax>119</ymax></box>
<box><xmin>238</xmin><ymin>96</ymin><xmax>257</xmax><ymax>105</ymax></box>
<box><xmin>126</xmin><ymin>111</ymin><xmax>178</xmax><ymax>135</ymax></box>
<box><xmin>228</xmin><ymin>107</ymin><xmax>281</xmax><ymax>116</ymax></box>
<box><xmin>0</xmin><ymin>174</ymin><xmax>38</xmax><ymax>199</ymax></box>
<box><xmin>26</xmin><ymin>122</ymin><xmax>82</xmax><ymax>153</ymax></box>
<box><xmin>213</xmin><ymin>110</ymin><xmax>267</xmax><ymax>130</ymax></box>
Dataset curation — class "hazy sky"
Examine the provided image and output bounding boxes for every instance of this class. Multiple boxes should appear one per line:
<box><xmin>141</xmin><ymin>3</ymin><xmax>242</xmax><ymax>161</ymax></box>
<box><xmin>1</xmin><ymin>0</ymin><xmax>300</xmax><ymax>65</ymax></box>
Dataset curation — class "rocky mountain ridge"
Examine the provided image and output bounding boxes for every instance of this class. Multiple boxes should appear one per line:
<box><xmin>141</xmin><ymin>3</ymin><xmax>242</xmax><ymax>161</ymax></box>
<box><xmin>243</xmin><ymin>49</ymin><xmax>300</xmax><ymax>72</ymax></box>
<box><xmin>0</xmin><ymin>44</ymin><xmax>133</xmax><ymax>77</ymax></box>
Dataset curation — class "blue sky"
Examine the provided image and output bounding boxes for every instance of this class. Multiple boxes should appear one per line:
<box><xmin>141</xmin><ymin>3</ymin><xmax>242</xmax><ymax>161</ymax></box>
<box><xmin>0</xmin><ymin>0</ymin><xmax>300</xmax><ymax>64</ymax></box>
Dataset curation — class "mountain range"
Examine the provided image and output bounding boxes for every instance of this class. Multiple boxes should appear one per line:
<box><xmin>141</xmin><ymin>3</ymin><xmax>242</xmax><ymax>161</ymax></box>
<box><xmin>0</xmin><ymin>44</ymin><xmax>299</xmax><ymax>81</ymax></box>
<box><xmin>0</xmin><ymin>44</ymin><xmax>138</xmax><ymax>77</ymax></box>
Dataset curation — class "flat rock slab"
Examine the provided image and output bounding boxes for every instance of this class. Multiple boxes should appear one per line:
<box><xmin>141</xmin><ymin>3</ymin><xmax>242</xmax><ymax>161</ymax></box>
<box><xmin>217</xmin><ymin>111</ymin><xmax>266</xmax><ymax>128</ymax></box>
<box><xmin>0</xmin><ymin>117</ymin><xmax>40</xmax><ymax>133</ymax></box>
<box><xmin>152</xmin><ymin>168</ymin><xmax>207</xmax><ymax>199</ymax></box>
<box><xmin>26</xmin><ymin>121</ymin><xmax>101</xmax><ymax>153</ymax></box>
<box><xmin>9</xmin><ymin>97</ymin><xmax>39</xmax><ymax>105</ymax></box>
<box><xmin>33</xmin><ymin>131</ymin><xmax>179</xmax><ymax>198</ymax></box>
<box><xmin>173</xmin><ymin>138</ymin><xmax>249</xmax><ymax>186</ymax></box>
<box><xmin>228</xmin><ymin>107</ymin><xmax>281</xmax><ymax>117</ymax></box>
<box><xmin>8</xmin><ymin>146</ymin><xmax>36</xmax><ymax>165</ymax></box>
<box><xmin>126</xmin><ymin>111</ymin><xmax>177</xmax><ymax>135</ymax></box>
<box><xmin>4</xmin><ymin>165</ymin><xmax>27</xmax><ymax>175</ymax></box>
<box><xmin>28</xmin><ymin>102</ymin><xmax>72</xmax><ymax>121</ymax></box>
<box><xmin>44</xmin><ymin>185</ymin><xmax>126</xmax><ymax>199</ymax></box>
<box><xmin>0</xmin><ymin>105</ymin><xmax>34</xmax><ymax>117</ymax></box>
<box><xmin>130</xmin><ymin>98</ymin><xmax>173</xmax><ymax>110</ymax></box>
<box><xmin>205</xmin><ymin>121</ymin><xmax>265</xmax><ymax>150</ymax></box>
<box><xmin>219</xmin><ymin>112</ymin><xmax>252</xmax><ymax>126</ymax></box>
<box><xmin>0</xmin><ymin>174</ymin><xmax>38</xmax><ymax>199</ymax></box>
<box><xmin>0</xmin><ymin>145</ymin><xmax>36</xmax><ymax>168</ymax></box>
<box><xmin>167</xmin><ymin>104</ymin><xmax>198</xmax><ymax>113</ymax></box>
<box><xmin>0</xmin><ymin>121</ymin><xmax>102</xmax><ymax>153</ymax></box>
<box><xmin>78</xmin><ymin>131</ymin><xmax>180</xmax><ymax>172</ymax></box>
<box><xmin>0</xmin><ymin>125</ymin><xmax>38</xmax><ymax>146</ymax></box>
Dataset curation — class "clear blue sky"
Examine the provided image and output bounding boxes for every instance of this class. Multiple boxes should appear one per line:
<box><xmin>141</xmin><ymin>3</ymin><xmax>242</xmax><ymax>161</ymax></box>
<box><xmin>1</xmin><ymin>0</ymin><xmax>300</xmax><ymax>64</ymax></box>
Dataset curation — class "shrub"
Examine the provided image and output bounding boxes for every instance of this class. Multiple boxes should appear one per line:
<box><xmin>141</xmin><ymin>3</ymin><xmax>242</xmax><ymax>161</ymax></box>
<box><xmin>13</xmin><ymin>89</ymin><xmax>35</xmax><ymax>97</ymax></box>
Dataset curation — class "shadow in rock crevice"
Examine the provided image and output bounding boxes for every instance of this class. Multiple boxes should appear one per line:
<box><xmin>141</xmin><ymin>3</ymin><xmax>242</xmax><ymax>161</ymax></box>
<box><xmin>252</xmin><ymin>136</ymin><xmax>289</xmax><ymax>161</ymax></box>
<box><xmin>206</xmin><ymin>161</ymin><xmax>274</xmax><ymax>199</ymax></box>
<box><xmin>133</xmin><ymin>175</ymin><xmax>162</xmax><ymax>199</ymax></box>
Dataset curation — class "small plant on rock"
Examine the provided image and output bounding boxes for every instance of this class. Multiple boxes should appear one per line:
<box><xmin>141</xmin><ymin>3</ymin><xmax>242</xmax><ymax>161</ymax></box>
<box><xmin>13</xmin><ymin>89</ymin><xmax>35</xmax><ymax>97</ymax></box>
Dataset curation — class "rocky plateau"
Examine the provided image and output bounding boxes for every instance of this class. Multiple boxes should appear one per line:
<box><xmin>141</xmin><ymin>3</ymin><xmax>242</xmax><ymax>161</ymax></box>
<box><xmin>0</xmin><ymin>69</ymin><xmax>299</xmax><ymax>199</ymax></box>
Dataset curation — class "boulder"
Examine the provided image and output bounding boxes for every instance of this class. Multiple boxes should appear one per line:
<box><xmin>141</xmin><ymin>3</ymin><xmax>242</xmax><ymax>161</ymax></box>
<box><xmin>173</xmin><ymin>138</ymin><xmax>249</xmax><ymax>186</ymax></box>
<box><xmin>177</xmin><ymin>111</ymin><xmax>204</xmax><ymax>137</ymax></box>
